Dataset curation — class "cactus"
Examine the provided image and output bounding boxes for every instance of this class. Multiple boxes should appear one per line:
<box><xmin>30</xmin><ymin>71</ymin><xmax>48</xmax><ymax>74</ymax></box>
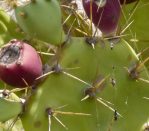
<box><xmin>0</xmin><ymin>10</ymin><xmax>24</xmax><ymax>45</ymax></box>
<box><xmin>15</xmin><ymin>0</ymin><xmax>65</xmax><ymax>45</ymax></box>
<box><xmin>120</xmin><ymin>0</ymin><xmax>138</xmax><ymax>4</ymax></box>
<box><xmin>0</xmin><ymin>90</ymin><xmax>22</xmax><ymax>122</ymax></box>
<box><xmin>0</xmin><ymin>0</ymin><xmax>149</xmax><ymax>131</ymax></box>
<box><xmin>119</xmin><ymin>0</ymin><xmax>149</xmax><ymax>68</ymax></box>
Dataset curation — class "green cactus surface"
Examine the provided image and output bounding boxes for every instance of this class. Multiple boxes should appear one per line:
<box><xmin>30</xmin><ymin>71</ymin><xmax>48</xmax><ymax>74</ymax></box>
<box><xmin>0</xmin><ymin>9</ymin><xmax>24</xmax><ymax>45</ymax></box>
<box><xmin>15</xmin><ymin>0</ymin><xmax>65</xmax><ymax>45</ymax></box>
<box><xmin>119</xmin><ymin>0</ymin><xmax>149</xmax><ymax>68</ymax></box>
<box><xmin>21</xmin><ymin>37</ymin><xmax>149</xmax><ymax>131</ymax></box>
<box><xmin>0</xmin><ymin>90</ymin><xmax>22</xmax><ymax>122</ymax></box>
<box><xmin>0</xmin><ymin>0</ymin><xmax>149</xmax><ymax>131</ymax></box>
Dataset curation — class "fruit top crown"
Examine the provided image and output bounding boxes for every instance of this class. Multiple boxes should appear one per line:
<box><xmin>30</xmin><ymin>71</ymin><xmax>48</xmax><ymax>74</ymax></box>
<box><xmin>0</xmin><ymin>41</ymin><xmax>21</xmax><ymax>64</ymax></box>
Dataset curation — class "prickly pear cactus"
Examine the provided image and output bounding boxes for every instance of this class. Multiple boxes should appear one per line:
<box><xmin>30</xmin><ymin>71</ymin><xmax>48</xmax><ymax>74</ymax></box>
<box><xmin>15</xmin><ymin>0</ymin><xmax>65</xmax><ymax>45</ymax></box>
<box><xmin>119</xmin><ymin>0</ymin><xmax>149</xmax><ymax>68</ymax></box>
<box><xmin>0</xmin><ymin>0</ymin><xmax>149</xmax><ymax>131</ymax></box>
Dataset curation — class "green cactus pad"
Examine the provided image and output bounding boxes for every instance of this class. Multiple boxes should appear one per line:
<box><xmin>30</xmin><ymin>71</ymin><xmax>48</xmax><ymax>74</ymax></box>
<box><xmin>15</xmin><ymin>0</ymin><xmax>65</xmax><ymax>45</ymax></box>
<box><xmin>0</xmin><ymin>91</ymin><xmax>22</xmax><ymax>122</ymax></box>
<box><xmin>0</xmin><ymin>9</ymin><xmax>24</xmax><ymax>45</ymax></box>
<box><xmin>21</xmin><ymin>37</ymin><xmax>149</xmax><ymax>131</ymax></box>
<box><xmin>119</xmin><ymin>1</ymin><xmax>149</xmax><ymax>68</ymax></box>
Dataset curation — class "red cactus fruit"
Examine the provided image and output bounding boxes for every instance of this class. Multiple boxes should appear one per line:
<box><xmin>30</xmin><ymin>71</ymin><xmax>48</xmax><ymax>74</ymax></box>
<box><xmin>120</xmin><ymin>0</ymin><xmax>137</xmax><ymax>4</ymax></box>
<box><xmin>82</xmin><ymin>0</ymin><xmax>121</xmax><ymax>36</ymax></box>
<box><xmin>0</xmin><ymin>39</ymin><xmax>42</xmax><ymax>87</ymax></box>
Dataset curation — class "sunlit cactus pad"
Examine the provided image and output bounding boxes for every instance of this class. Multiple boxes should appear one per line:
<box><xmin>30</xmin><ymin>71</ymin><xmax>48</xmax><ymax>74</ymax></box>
<box><xmin>21</xmin><ymin>37</ymin><xmax>149</xmax><ymax>131</ymax></box>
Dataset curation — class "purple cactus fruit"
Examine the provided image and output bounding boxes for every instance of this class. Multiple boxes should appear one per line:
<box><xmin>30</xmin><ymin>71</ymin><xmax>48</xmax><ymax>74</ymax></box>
<box><xmin>82</xmin><ymin>0</ymin><xmax>121</xmax><ymax>36</ymax></box>
<box><xmin>120</xmin><ymin>0</ymin><xmax>137</xmax><ymax>4</ymax></box>
<box><xmin>0</xmin><ymin>39</ymin><xmax>42</xmax><ymax>87</ymax></box>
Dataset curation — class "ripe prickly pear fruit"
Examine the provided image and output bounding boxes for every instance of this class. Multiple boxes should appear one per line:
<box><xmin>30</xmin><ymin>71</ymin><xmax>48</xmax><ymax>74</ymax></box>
<box><xmin>82</xmin><ymin>0</ymin><xmax>121</xmax><ymax>36</ymax></box>
<box><xmin>0</xmin><ymin>39</ymin><xmax>42</xmax><ymax>87</ymax></box>
<box><xmin>120</xmin><ymin>0</ymin><xmax>137</xmax><ymax>4</ymax></box>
